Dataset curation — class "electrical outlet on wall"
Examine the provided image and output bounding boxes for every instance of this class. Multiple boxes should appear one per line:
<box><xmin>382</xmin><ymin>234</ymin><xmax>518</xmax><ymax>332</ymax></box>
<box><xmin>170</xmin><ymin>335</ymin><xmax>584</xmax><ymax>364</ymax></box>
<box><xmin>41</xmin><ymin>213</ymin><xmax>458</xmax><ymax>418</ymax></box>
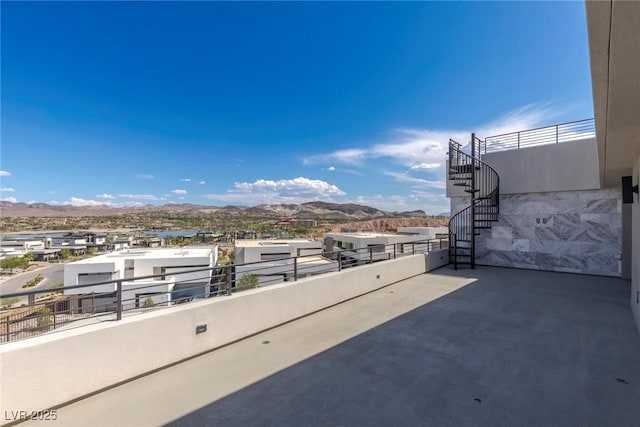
<box><xmin>534</xmin><ymin>216</ymin><xmax>553</xmax><ymax>228</ymax></box>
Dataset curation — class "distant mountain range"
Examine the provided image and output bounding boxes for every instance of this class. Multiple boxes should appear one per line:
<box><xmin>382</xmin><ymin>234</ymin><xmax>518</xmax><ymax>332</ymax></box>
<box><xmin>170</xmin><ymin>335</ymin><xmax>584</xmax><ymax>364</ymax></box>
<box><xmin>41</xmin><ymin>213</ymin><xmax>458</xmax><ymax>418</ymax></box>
<box><xmin>0</xmin><ymin>201</ymin><xmax>443</xmax><ymax>220</ymax></box>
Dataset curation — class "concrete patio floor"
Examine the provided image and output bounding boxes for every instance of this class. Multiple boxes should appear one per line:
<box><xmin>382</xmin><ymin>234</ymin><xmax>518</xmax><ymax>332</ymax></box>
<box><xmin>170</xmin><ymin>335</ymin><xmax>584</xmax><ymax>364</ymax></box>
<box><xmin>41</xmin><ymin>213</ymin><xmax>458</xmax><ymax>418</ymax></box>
<box><xmin>26</xmin><ymin>266</ymin><xmax>640</xmax><ymax>426</ymax></box>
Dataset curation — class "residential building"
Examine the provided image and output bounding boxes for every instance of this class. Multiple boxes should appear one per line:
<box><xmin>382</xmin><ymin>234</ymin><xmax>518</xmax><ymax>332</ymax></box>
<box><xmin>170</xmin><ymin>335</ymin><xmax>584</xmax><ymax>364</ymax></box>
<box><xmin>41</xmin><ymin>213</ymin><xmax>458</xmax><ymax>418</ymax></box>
<box><xmin>111</xmin><ymin>236</ymin><xmax>131</xmax><ymax>251</ymax></box>
<box><xmin>323</xmin><ymin>227</ymin><xmax>447</xmax><ymax>264</ymax></box>
<box><xmin>234</xmin><ymin>239</ymin><xmax>337</xmax><ymax>286</ymax></box>
<box><xmin>0</xmin><ymin>238</ymin><xmax>45</xmax><ymax>258</ymax></box>
<box><xmin>63</xmin><ymin>246</ymin><xmax>218</xmax><ymax>312</ymax></box>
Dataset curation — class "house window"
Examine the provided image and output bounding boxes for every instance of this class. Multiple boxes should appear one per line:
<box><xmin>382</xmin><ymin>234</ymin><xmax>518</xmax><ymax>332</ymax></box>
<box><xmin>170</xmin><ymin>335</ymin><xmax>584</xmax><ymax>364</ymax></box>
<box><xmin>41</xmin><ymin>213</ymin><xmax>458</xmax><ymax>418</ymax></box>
<box><xmin>261</xmin><ymin>253</ymin><xmax>291</xmax><ymax>261</ymax></box>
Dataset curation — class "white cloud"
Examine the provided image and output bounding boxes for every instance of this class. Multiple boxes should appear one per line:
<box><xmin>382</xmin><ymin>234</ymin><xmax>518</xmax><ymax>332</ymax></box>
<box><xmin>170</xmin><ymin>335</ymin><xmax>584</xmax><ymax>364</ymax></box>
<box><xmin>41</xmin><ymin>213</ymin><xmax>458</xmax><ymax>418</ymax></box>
<box><xmin>1</xmin><ymin>187</ymin><xmax>15</xmax><ymax>192</ymax></box>
<box><xmin>410</xmin><ymin>163</ymin><xmax>441</xmax><ymax>171</ymax></box>
<box><xmin>198</xmin><ymin>180</ymin><xmax>206</xmax><ymax>185</ymax></box>
<box><xmin>118</xmin><ymin>194</ymin><xmax>158</xmax><ymax>201</ymax></box>
<box><xmin>171</xmin><ymin>189</ymin><xmax>187</xmax><ymax>195</ymax></box>
<box><xmin>303</xmin><ymin>103</ymin><xmax>558</xmax><ymax>182</ymax></box>
<box><xmin>68</xmin><ymin>197</ymin><xmax>112</xmax><ymax>207</ymax></box>
<box><xmin>48</xmin><ymin>190</ymin><xmax>55</xmax><ymax>194</ymax></box>
<box><xmin>1</xmin><ymin>197</ymin><xmax>17</xmax><ymax>203</ymax></box>
<box><xmin>0</xmin><ymin>171</ymin><xmax>11</xmax><ymax>177</ymax></box>
<box><xmin>235</xmin><ymin>177</ymin><xmax>345</xmax><ymax>197</ymax></box>
<box><xmin>328</xmin><ymin>166</ymin><xmax>335</xmax><ymax>171</ymax></box>
<box><xmin>96</xmin><ymin>193</ymin><xmax>115</xmax><ymax>199</ymax></box>
<box><xmin>61</xmin><ymin>198</ymin><xmax>149</xmax><ymax>208</ymax></box>
<box><xmin>135</xmin><ymin>174</ymin><xmax>155</xmax><ymax>180</ymax></box>
<box><xmin>119</xmin><ymin>201</ymin><xmax>145</xmax><ymax>207</ymax></box>
<box><xmin>180</xmin><ymin>178</ymin><xmax>192</xmax><ymax>182</ymax></box>
<box><xmin>476</xmin><ymin>103</ymin><xmax>561</xmax><ymax>139</ymax></box>
<box><xmin>305</xmin><ymin>148</ymin><xmax>368</xmax><ymax>166</ymax></box>
<box><xmin>384</xmin><ymin>172</ymin><xmax>446</xmax><ymax>189</ymax></box>
<box><xmin>204</xmin><ymin>177</ymin><xmax>345</xmax><ymax>204</ymax></box>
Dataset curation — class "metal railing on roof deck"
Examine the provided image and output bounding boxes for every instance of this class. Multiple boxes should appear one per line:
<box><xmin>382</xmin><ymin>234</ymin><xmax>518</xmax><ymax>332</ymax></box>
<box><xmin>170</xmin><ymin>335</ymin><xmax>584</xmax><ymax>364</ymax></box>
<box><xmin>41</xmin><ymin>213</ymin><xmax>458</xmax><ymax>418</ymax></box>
<box><xmin>481</xmin><ymin>118</ymin><xmax>595</xmax><ymax>154</ymax></box>
<box><xmin>0</xmin><ymin>237</ymin><xmax>448</xmax><ymax>343</ymax></box>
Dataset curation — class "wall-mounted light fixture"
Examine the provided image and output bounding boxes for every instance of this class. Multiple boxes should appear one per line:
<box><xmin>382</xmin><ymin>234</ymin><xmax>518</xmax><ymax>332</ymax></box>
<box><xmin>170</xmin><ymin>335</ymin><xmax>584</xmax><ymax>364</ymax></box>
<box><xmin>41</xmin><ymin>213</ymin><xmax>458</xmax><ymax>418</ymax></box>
<box><xmin>622</xmin><ymin>176</ymin><xmax>638</xmax><ymax>204</ymax></box>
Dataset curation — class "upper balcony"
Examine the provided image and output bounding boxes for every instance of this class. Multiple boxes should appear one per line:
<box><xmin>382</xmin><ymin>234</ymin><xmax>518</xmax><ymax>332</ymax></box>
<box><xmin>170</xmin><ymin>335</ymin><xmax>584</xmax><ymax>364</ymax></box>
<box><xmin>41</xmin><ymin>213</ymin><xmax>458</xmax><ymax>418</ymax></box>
<box><xmin>480</xmin><ymin>118</ymin><xmax>595</xmax><ymax>154</ymax></box>
<box><xmin>447</xmin><ymin>118</ymin><xmax>602</xmax><ymax>197</ymax></box>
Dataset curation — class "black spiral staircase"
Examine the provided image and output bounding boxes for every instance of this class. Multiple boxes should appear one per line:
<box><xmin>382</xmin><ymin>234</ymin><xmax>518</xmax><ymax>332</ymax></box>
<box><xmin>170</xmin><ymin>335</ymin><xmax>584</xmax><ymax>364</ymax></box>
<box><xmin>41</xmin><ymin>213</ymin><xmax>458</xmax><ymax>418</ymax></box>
<box><xmin>448</xmin><ymin>135</ymin><xmax>500</xmax><ymax>269</ymax></box>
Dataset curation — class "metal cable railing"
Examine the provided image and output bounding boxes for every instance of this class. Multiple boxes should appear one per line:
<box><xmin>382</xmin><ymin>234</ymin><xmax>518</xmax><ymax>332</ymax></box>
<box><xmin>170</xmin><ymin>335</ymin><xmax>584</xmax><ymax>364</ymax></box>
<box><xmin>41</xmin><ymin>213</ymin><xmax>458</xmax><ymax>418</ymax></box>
<box><xmin>0</xmin><ymin>238</ymin><xmax>448</xmax><ymax>343</ymax></box>
<box><xmin>483</xmin><ymin>118</ymin><xmax>595</xmax><ymax>154</ymax></box>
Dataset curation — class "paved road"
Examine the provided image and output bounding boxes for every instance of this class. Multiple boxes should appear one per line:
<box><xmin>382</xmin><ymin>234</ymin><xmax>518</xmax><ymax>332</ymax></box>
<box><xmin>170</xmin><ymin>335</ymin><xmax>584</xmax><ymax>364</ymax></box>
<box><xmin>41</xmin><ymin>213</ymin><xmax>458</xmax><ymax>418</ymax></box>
<box><xmin>0</xmin><ymin>264</ymin><xmax>64</xmax><ymax>303</ymax></box>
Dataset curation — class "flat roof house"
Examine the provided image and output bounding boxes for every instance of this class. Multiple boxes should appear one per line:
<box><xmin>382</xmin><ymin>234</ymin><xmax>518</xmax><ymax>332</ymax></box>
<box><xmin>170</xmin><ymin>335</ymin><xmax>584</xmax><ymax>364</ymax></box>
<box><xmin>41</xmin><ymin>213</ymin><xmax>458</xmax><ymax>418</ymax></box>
<box><xmin>324</xmin><ymin>226</ymin><xmax>447</xmax><ymax>264</ymax></box>
<box><xmin>63</xmin><ymin>246</ymin><xmax>218</xmax><ymax>312</ymax></box>
<box><xmin>234</xmin><ymin>239</ymin><xmax>337</xmax><ymax>286</ymax></box>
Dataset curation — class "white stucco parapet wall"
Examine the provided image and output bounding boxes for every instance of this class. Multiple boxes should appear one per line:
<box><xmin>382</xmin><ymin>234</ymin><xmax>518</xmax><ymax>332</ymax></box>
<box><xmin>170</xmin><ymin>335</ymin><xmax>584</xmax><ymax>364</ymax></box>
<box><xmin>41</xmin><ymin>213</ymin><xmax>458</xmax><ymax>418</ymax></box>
<box><xmin>0</xmin><ymin>254</ymin><xmax>427</xmax><ymax>421</ymax></box>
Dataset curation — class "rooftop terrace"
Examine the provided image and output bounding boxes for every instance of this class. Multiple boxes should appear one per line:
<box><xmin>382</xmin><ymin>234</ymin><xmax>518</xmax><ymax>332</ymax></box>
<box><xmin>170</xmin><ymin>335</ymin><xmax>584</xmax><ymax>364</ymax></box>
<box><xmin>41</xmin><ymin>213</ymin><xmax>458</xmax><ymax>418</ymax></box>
<box><xmin>22</xmin><ymin>266</ymin><xmax>639</xmax><ymax>427</ymax></box>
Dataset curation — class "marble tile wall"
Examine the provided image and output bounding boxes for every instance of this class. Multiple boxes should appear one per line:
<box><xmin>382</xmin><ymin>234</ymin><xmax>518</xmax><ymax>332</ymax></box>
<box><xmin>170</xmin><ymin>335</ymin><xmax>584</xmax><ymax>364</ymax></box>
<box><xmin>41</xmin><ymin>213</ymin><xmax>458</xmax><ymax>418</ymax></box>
<box><xmin>450</xmin><ymin>188</ymin><xmax>622</xmax><ymax>276</ymax></box>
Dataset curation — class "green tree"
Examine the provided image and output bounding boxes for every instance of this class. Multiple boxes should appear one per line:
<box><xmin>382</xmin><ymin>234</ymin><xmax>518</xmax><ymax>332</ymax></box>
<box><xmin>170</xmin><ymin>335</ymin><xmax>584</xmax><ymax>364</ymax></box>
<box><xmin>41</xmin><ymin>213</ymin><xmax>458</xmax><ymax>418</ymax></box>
<box><xmin>237</xmin><ymin>273</ymin><xmax>258</xmax><ymax>290</ymax></box>
<box><xmin>60</xmin><ymin>249</ymin><xmax>72</xmax><ymax>260</ymax></box>
<box><xmin>1</xmin><ymin>257</ymin><xmax>23</xmax><ymax>274</ymax></box>
<box><xmin>291</xmin><ymin>226</ymin><xmax>311</xmax><ymax>237</ymax></box>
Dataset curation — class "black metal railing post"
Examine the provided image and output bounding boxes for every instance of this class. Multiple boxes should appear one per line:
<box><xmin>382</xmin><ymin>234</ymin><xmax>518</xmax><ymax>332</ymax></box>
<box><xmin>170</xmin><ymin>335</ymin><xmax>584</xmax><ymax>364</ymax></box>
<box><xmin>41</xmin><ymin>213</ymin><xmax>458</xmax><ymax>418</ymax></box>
<box><xmin>4</xmin><ymin>317</ymin><xmax>9</xmax><ymax>343</ymax></box>
<box><xmin>226</xmin><ymin>265</ymin><xmax>232</xmax><ymax>296</ymax></box>
<box><xmin>294</xmin><ymin>257</ymin><xmax>298</xmax><ymax>281</ymax></box>
<box><xmin>116</xmin><ymin>280</ymin><xmax>123</xmax><ymax>321</ymax></box>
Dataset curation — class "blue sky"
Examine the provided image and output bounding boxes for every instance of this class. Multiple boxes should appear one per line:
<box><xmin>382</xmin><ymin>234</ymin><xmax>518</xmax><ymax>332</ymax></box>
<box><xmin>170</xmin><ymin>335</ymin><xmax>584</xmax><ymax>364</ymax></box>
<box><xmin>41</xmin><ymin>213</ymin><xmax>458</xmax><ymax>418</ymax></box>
<box><xmin>1</xmin><ymin>1</ymin><xmax>593</xmax><ymax>214</ymax></box>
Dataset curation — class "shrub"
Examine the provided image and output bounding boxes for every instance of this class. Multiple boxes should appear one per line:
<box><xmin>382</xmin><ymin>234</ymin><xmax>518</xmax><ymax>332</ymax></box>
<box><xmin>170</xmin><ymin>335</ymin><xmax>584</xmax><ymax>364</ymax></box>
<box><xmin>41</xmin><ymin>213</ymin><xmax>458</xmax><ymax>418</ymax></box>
<box><xmin>1</xmin><ymin>297</ymin><xmax>21</xmax><ymax>309</ymax></box>
<box><xmin>22</xmin><ymin>274</ymin><xmax>44</xmax><ymax>289</ymax></box>
<box><xmin>237</xmin><ymin>273</ymin><xmax>258</xmax><ymax>290</ymax></box>
<box><xmin>36</xmin><ymin>307</ymin><xmax>53</xmax><ymax>331</ymax></box>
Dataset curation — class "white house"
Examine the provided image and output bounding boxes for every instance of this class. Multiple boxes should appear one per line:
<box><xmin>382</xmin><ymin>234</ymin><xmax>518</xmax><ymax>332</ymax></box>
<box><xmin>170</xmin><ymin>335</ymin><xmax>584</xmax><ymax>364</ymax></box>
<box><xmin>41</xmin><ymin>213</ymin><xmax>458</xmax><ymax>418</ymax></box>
<box><xmin>63</xmin><ymin>246</ymin><xmax>218</xmax><ymax>313</ymax></box>
<box><xmin>0</xmin><ymin>238</ymin><xmax>45</xmax><ymax>258</ymax></box>
<box><xmin>323</xmin><ymin>227</ymin><xmax>446</xmax><ymax>264</ymax></box>
<box><xmin>234</xmin><ymin>239</ymin><xmax>337</xmax><ymax>286</ymax></box>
